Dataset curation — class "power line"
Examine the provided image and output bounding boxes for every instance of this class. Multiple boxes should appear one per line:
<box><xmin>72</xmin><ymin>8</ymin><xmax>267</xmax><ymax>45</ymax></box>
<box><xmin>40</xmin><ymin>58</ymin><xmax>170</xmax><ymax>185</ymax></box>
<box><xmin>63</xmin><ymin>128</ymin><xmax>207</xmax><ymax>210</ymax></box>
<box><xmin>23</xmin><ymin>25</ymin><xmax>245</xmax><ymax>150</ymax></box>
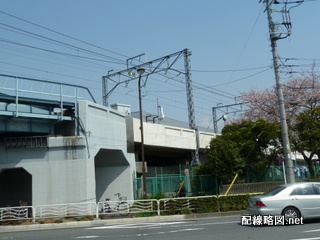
<box><xmin>220</xmin><ymin>4</ymin><xmax>264</xmax><ymax>102</ymax></box>
<box><xmin>0</xmin><ymin>10</ymin><xmax>275</xmax><ymax>112</ymax></box>
<box><xmin>191</xmin><ymin>65</ymin><xmax>271</xmax><ymax>73</ymax></box>
<box><xmin>0</xmin><ymin>23</ymin><xmax>126</xmax><ymax>64</ymax></box>
<box><xmin>0</xmin><ymin>10</ymin><xmax>131</xmax><ymax>61</ymax></box>
<box><xmin>0</xmin><ymin>38</ymin><xmax>124</xmax><ymax>64</ymax></box>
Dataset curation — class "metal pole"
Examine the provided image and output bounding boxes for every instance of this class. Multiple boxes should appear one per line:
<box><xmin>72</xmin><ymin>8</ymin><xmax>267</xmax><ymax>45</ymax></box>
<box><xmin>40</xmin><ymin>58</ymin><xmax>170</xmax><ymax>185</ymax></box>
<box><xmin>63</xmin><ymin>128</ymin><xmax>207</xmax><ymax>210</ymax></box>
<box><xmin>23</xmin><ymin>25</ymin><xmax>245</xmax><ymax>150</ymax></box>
<box><xmin>138</xmin><ymin>70</ymin><xmax>147</xmax><ymax>199</ymax></box>
<box><xmin>15</xmin><ymin>77</ymin><xmax>19</xmax><ymax>117</ymax></box>
<box><xmin>265</xmin><ymin>0</ymin><xmax>295</xmax><ymax>183</ymax></box>
<box><xmin>75</xmin><ymin>86</ymin><xmax>79</xmax><ymax>135</ymax></box>
<box><xmin>184</xmin><ymin>49</ymin><xmax>200</xmax><ymax>165</ymax></box>
<box><xmin>282</xmin><ymin>160</ymin><xmax>287</xmax><ymax>184</ymax></box>
<box><xmin>102</xmin><ymin>76</ymin><xmax>107</xmax><ymax>106</ymax></box>
<box><xmin>60</xmin><ymin>83</ymin><xmax>64</xmax><ymax>121</ymax></box>
<box><xmin>212</xmin><ymin>107</ymin><xmax>218</xmax><ymax>133</ymax></box>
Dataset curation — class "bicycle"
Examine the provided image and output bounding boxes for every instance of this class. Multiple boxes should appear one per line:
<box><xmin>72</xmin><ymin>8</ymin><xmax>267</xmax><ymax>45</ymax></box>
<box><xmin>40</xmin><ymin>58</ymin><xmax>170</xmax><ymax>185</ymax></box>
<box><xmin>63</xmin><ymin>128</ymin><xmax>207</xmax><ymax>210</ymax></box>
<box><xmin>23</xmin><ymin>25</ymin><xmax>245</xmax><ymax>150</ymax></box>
<box><xmin>102</xmin><ymin>193</ymin><xmax>130</xmax><ymax>216</ymax></box>
<box><xmin>18</xmin><ymin>200</ymin><xmax>29</xmax><ymax>218</ymax></box>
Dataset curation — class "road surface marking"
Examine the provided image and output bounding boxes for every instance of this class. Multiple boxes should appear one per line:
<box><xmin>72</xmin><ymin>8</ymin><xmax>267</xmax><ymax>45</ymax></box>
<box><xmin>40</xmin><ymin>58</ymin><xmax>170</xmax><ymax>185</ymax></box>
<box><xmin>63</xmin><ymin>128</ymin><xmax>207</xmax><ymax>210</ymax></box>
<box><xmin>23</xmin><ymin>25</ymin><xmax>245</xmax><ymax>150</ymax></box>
<box><xmin>303</xmin><ymin>229</ymin><xmax>320</xmax><ymax>233</ymax></box>
<box><xmin>88</xmin><ymin>221</ymin><xmax>186</xmax><ymax>230</ymax></box>
<box><xmin>75</xmin><ymin>236</ymin><xmax>99</xmax><ymax>239</ymax></box>
<box><xmin>290</xmin><ymin>238</ymin><xmax>320</xmax><ymax>240</ymax></box>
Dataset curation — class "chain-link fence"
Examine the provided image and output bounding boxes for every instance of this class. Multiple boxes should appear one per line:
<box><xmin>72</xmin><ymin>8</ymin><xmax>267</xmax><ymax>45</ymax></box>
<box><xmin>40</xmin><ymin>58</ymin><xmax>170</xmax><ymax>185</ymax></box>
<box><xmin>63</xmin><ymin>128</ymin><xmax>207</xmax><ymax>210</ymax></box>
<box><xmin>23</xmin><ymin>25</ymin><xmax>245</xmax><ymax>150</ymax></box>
<box><xmin>134</xmin><ymin>164</ymin><xmax>320</xmax><ymax>199</ymax></box>
<box><xmin>134</xmin><ymin>173</ymin><xmax>218</xmax><ymax>199</ymax></box>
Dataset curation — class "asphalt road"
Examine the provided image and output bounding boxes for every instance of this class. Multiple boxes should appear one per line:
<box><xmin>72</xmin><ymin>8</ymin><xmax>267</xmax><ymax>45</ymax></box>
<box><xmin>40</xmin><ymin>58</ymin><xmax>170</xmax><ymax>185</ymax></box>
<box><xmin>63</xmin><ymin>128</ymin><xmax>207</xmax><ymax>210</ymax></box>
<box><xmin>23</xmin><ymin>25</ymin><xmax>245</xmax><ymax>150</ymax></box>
<box><xmin>1</xmin><ymin>216</ymin><xmax>320</xmax><ymax>240</ymax></box>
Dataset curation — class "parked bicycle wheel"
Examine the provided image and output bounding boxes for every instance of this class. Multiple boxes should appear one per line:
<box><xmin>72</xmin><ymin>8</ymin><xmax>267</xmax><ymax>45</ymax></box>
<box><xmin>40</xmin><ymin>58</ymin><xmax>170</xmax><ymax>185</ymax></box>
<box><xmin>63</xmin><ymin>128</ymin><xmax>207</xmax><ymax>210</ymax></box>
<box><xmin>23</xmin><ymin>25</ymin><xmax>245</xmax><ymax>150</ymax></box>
<box><xmin>103</xmin><ymin>202</ymin><xmax>111</xmax><ymax>214</ymax></box>
<box><xmin>118</xmin><ymin>202</ymin><xmax>130</xmax><ymax>216</ymax></box>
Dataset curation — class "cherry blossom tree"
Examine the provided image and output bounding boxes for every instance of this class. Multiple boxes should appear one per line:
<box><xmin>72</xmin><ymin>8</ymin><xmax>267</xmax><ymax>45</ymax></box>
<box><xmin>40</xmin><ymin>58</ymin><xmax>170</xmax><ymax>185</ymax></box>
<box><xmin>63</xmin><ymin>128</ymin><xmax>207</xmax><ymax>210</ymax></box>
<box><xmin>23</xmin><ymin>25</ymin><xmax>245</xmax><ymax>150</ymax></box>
<box><xmin>239</xmin><ymin>71</ymin><xmax>320</xmax><ymax>128</ymax></box>
<box><xmin>238</xmin><ymin>70</ymin><xmax>320</xmax><ymax>178</ymax></box>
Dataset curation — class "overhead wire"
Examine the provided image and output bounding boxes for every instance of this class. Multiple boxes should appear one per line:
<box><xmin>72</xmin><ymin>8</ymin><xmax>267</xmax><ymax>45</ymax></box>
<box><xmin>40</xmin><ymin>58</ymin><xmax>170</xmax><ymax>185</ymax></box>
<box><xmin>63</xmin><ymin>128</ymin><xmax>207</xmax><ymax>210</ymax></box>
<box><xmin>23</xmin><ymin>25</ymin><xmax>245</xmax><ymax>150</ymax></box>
<box><xmin>0</xmin><ymin>10</ymin><xmax>131</xmax><ymax>61</ymax></box>
<box><xmin>0</xmin><ymin>38</ymin><xmax>125</xmax><ymax>64</ymax></box>
<box><xmin>0</xmin><ymin>9</ymin><xmax>279</xmax><ymax>127</ymax></box>
<box><xmin>0</xmin><ymin>23</ymin><xmax>125</xmax><ymax>64</ymax></box>
<box><xmin>219</xmin><ymin>4</ymin><xmax>264</xmax><ymax>100</ymax></box>
<box><xmin>1</xmin><ymin>10</ymin><xmax>273</xmax><ymax>89</ymax></box>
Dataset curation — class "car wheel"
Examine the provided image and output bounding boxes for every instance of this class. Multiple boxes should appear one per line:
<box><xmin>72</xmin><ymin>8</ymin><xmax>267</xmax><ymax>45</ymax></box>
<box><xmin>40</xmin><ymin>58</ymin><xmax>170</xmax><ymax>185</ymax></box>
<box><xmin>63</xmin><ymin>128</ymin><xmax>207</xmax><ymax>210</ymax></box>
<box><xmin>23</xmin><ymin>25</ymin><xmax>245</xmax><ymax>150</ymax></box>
<box><xmin>281</xmin><ymin>207</ymin><xmax>301</xmax><ymax>223</ymax></box>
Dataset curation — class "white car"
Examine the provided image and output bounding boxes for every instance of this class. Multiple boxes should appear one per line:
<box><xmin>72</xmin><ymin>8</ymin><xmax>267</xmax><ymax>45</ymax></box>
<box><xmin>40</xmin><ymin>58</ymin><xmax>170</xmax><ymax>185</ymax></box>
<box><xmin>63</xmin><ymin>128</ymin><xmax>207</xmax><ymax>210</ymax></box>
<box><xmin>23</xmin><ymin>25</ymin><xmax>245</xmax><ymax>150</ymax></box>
<box><xmin>247</xmin><ymin>182</ymin><xmax>320</xmax><ymax>222</ymax></box>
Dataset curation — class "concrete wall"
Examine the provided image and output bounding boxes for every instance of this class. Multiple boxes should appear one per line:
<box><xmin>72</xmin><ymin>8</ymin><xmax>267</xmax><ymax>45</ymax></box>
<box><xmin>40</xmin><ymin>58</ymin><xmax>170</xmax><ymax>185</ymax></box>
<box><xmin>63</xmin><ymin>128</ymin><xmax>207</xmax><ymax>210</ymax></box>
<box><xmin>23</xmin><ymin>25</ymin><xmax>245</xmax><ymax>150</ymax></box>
<box><xmin>198</xmin><ymin>131</ymin><xmax>216</xmax><ymax>149</ymax></box>
<box><xmin>133</xmin><ymin>118</ymin><xmax>196</xmax><ymax>150</ymax></box>
<box><xmin>0</xmin><ymin>100</ymin><xmax>137</xmax><ymax>206</ymax></box>
<box><xmin>78</xmin><ymin>100</ymin><xmax>136</xmax><ymax>201</ymax></box>
<box><xmin>0</xmin><ymin>99</ymin><xmax>217</xmax><ymax>207</ymax></box>
<box><xmin>132</xmin><ymin>118</ymin><xmax>216</xmax><ymax>151</ymax></box>
<box><xmin>32</xmin><ymin>137</ymin><xmax>95</xmax><ymax>205</ymax></box>
<box><xmin>0</xmin><ymin>136</ymin><xmax>94</xmax><ymax>206</ymax></box>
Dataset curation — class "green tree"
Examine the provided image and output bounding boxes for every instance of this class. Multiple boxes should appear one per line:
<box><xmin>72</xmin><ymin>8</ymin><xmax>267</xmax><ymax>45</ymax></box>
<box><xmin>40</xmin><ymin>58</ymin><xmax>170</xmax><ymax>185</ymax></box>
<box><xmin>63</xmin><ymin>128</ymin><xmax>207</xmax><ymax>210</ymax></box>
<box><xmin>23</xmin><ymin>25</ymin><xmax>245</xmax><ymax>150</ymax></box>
<box><xmin>239</xmin><ymin>71</ymin><xmax>320</xmax><ymax>175</ymax></box>
<box><xmin>222</xmin><ymin>119</ymin><xmax>281</xmax><ymax>182</ymax></box>
<box><xmin>294</xmin><ymin>106</ymin><xmax>320</xmax><ymax>178</ymax></box>
<box><xmin>197</xmin><ymin>135</ymin><xmax>244</xmax><ymax>183</ymax></box>
<box><xmin>197</xmin><ymin>119</ymin><xmax>281</xmax><ymax>182</ymax></box>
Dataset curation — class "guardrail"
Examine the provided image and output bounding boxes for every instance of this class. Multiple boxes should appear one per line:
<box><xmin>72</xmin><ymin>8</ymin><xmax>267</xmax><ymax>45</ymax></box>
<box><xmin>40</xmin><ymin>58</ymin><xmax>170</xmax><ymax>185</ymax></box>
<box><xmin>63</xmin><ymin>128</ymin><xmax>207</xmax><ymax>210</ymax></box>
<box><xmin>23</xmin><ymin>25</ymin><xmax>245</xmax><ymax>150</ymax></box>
<box><xmin>35</xmin><ymin>202</ymin><xmax>97</xmax><ymax>219</ymax></box>
<box><xmin>0</xmin><ymin>194</ymin><xmax>256</xmax><ymax>223</ymax></box>
<box><xmin>96</xmin><ymin>199</ymin><xmax>158</xmax><ymax>217</ymax></box>
<box><xmin>0</xmin><ymin>206</ymin><xmax>34</xmax><ymax>221</ymax></box>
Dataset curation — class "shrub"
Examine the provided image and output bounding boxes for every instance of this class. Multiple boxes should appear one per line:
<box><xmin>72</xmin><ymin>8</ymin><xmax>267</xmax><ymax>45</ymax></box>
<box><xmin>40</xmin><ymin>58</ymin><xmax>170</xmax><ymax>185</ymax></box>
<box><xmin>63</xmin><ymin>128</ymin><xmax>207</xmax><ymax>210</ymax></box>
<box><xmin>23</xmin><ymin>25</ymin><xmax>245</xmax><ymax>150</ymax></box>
<box><xmin>133</xmin><ymin>212</ymin><xmax>157</xmax><ymax>217</ymax></box>
<box><xmin>152</xmin><ymin>191</ymin><xmax>167</xmax><ymax>199</ymax></box>
<box><xmin>179</xmin><ymin>208</ymin><xmax>192</xmax><ymax>214</ymax></box>
<box><xmin>76</xmin><ymin>215</ymin><xmax>95</xmax><ymax>221</ymax></box>
<box><xmin>218</xmin><ymin>194</ymin><xmax>250</xmax><ymax>211</ymax></box>
<box><xmin>54</xmin><ymin>219</ymin><xmax>63</xmax><ymax>223</ymax></box>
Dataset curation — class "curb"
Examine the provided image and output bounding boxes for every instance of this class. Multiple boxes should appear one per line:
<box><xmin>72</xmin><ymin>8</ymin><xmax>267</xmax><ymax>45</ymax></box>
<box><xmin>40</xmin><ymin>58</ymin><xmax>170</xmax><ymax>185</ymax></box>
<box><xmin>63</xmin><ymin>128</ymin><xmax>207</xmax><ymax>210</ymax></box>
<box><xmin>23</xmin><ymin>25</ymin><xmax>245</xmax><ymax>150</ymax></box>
<box><xmin>0</xmin><ymin>211</ymin><xmax>245</xmax><ymax>233</ymax></box>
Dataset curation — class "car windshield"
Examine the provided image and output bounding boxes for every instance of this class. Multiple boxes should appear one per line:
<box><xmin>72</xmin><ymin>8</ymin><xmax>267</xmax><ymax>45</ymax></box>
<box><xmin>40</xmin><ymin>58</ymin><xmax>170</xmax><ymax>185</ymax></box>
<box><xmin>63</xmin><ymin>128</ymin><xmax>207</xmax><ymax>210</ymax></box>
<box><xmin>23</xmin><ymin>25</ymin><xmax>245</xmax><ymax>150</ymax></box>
<box><xmin>263</xmin><ymin>186</ymin><xmax>286</xmax><ymax>196</ymax></box>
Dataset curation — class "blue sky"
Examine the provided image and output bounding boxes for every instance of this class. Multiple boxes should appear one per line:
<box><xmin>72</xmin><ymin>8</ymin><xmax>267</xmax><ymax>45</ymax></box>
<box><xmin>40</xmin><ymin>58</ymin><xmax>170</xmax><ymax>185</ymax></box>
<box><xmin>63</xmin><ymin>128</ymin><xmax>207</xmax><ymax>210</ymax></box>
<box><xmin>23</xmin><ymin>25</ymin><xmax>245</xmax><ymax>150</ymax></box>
<box><xmin>1</xmin><ymin>0</ymin><xmax>320</xmax><ymax>131</ymax></box>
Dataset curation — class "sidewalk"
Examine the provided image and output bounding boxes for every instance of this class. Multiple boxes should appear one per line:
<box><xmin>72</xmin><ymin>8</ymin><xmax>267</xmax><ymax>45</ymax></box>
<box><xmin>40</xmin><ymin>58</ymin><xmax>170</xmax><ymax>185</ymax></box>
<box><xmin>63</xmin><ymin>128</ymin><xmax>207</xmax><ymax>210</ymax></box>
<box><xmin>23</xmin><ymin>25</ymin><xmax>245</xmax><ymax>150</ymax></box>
<box><xmin>0</xmin><ymin>210</ymin><xmax>246</xmax><ymax>233</ymax></box>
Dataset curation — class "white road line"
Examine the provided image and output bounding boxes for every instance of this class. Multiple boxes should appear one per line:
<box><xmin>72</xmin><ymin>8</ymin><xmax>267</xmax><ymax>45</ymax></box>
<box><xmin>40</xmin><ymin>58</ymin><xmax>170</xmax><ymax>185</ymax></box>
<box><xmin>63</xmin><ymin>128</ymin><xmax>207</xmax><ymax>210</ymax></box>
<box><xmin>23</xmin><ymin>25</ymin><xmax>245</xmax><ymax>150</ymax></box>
<box><xmin>303</xmin><ymin>229</ymin><xmax>320</xmax><ymax>233</ymax></box>
<box><xmin>194</xmin><ymin>221</ymin><xmax>239</xmax><ymax>226</ymax></box>
<box><xmin>136</xmin><ymin>227</ymin><xmax>204</xmax><ymax>236</ymax></box>
<box><xmin>81</xmin><ymin>227</ymin><xmax>204</xmax><ymax>238</ymax></box>
<box><xmin>171</xmin><ymin>228</ymin><xmax>204</xmax><ymax>232</ymax></box>
<box><xmin>74</xmin><ymin>236</ymin><xmax>99</xmax><ymax>239</ymax></box>
<box><xmin>290</xmin><ymin>238</ymin><xmax>320</xmax><ymax>240</ymax></box>
<box><xmin>88</xmin><ymin>221</ymin><xmax>187</xmax><ymax>230</ymax></box>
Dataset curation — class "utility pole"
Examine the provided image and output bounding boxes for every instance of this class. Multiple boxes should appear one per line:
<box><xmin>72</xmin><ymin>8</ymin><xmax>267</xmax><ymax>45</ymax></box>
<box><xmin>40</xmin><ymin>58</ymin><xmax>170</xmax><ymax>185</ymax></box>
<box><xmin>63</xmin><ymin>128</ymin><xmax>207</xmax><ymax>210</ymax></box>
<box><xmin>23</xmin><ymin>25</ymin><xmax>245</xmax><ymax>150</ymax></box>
<box><xmin>263</xmin><ymin>0</ymin><xmax>295</xmax><ymax>183</ymax></box>
<box><xmin>137</xmin><ymin>67</ymin><xmax>147</xmax><ymax>199</ymax></box>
